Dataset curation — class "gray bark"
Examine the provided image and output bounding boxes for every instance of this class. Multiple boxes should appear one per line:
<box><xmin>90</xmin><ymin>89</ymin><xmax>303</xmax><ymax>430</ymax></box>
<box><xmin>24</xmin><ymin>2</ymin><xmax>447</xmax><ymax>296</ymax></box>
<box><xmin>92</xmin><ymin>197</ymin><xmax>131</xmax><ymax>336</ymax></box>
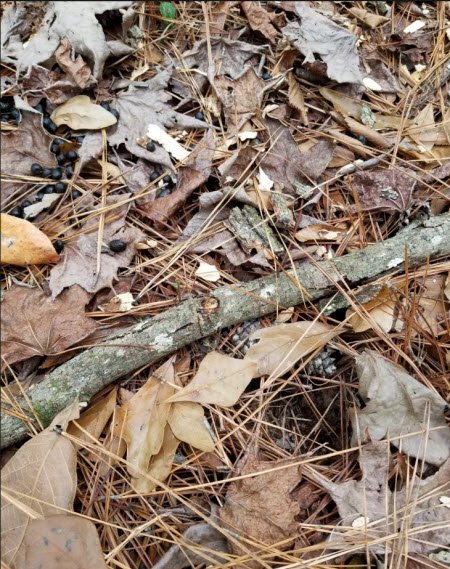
<box><xmin>2</xmin><ymin>214</ymin><xmax>449</xmax><ymax>448</ymax></box>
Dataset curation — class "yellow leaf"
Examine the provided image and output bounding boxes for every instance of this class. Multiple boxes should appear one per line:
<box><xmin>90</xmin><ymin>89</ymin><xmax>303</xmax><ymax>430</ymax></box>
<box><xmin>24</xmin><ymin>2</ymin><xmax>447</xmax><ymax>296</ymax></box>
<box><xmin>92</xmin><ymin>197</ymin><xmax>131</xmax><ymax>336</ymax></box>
<box><xmin>51</xmin><ymin>95</ymin><xmax>117</xmax><ymax>130</ymax></box>
<box><xmin>166</xmin><ymin>352</ymin><xmax>257</xmax><ymax>407</ymax></box>
<box><xmin>168</xmin><ymin>402</ymin><xmax>215</xmax><ymax>452</ymax></box>
<box><xmin>245</xmin><ymin>321</ymin><xmax>339</xmax><ymax>377</ymax></box>
<box><xmin>1</xmin><ymin>214</ymin><xmax>60</xmax><ymax>266</ymax></box>
<box><xmin>132</xmin><ymin>425</ymin><xmax>180</xmax><ymax>493</ymax></box>
<box><xmin>1</xmin><ymin>401</ymin><xmax>79</xmax><ymax>567</ymax></box>
<box><xmin>117</xmin><ymin>360</ymin><xmax>175</xmax><ymax>477</ymax></box>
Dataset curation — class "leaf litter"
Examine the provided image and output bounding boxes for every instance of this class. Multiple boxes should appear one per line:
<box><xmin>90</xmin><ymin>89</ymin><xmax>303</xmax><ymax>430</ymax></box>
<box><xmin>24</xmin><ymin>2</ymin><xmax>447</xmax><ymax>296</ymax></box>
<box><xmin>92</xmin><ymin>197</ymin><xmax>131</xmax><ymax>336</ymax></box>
<box><xmin>1</xmin><ymin>2</ymin><xmax>449</xmax><ymax>568</ymax></box>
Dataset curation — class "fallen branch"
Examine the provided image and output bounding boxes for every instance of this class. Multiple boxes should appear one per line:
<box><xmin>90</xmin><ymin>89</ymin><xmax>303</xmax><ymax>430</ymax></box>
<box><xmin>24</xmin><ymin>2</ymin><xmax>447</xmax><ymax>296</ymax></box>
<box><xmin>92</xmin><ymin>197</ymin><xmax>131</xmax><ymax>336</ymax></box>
<box><xmin>2</xmin><ymin>214</ymin><xmax>449</xmax><ymax>448</ymax></box>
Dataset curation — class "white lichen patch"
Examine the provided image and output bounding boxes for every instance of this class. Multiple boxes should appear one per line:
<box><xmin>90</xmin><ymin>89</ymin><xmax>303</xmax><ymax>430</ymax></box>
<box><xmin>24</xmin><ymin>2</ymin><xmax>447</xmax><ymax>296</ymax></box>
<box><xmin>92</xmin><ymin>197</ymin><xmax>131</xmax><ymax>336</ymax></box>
<box><xmin>153</xmin><ymin>333</ymin><xmax>173</xmax><ymax>350</ymax></box>
<box><xmin>387</xmin><ymin>257</ymin><xmax>404</xmax><ymax>269</ymax></box>
<box><xmin>259</xmin><ymin>285</ymin><xmax>276</xmax><ymax>299</ymax></box>
<box><xmin>431</xmin><ymin>235</ymin><xmax>443</xmax><ymax>246</ymax></box>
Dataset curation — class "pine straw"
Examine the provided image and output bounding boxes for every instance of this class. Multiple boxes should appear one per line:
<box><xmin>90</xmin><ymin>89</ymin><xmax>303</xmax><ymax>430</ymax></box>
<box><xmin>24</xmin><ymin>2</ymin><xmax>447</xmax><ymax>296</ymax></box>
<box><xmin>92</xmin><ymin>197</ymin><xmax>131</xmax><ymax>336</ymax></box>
<box><xmin>1</xmin><ymin>1</ymin><xmax>449</xmax><ymax>568</ymax></box>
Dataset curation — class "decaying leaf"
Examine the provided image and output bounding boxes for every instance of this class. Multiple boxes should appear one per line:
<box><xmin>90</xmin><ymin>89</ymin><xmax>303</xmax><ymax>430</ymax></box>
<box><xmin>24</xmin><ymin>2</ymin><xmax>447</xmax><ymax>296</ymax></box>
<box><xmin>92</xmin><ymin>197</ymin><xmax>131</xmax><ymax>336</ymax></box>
<box><xmin>22</xmin><ymin>64</ymin><xmax>85</xmax><ymax>106</ymax></box>
<box><xmin>195</xmin><ymin>261</ymin><xmax>221</xmax><ymax>283</ymax></box>
<box><xmin>98</xmin><ymin>292</ymin><xmax>134</xmax><ymax>313</ymax></box>
<box><xmin>1</xmin><ymin>401</ymin><xmax>79</xmax><ymax>567</ymax></box>
<box><xmin>220</xmin><ymin>451</ymin><xmax>301</xmax><ymax>567</ymax></box>
<box><xmin>1</xmin><ymin>214</ymin><xmax>60</xmax><ymax>266</ymax></box>
<box><xmin>20</xmin><ymin>515</ymin><xmax>108</xmax><ymax>569</ymax></box>
<box><xmin>241</xmin><ymin>2</ymin><xmax>278</xmax><ymax>44</ymax></box>
<box><xmin>117</xmin><ymin>360</ymin><xmax>176</xmax><ymax>478</ymax></box>
<box><xmin>415</xmin><ymin>275</ymin><xmax>448</xmax><ymax>336</ymax></box>
<box><xmin>1</xmin><ymin>285</ymin><xmax>97</xmax><ymax>368</ymax></box>
<box><xmin>346</xmin><ymin>286</ymin><xmax>397</xmax><ymax>333</ymax></box>
<box><xmin>287</xmin><ymin>72</ymin><xmax>308</xmax><ymax>124</ymax></box>
<box><xmin>351</xmin><ymin>351</ymin><xmax>450</xmax><ymax>466</ymax></box>
<box><xmin>282</xmin><ymin>4</ymin><xmax>362</xmax><ymax>84</ymax></box>
<box><xmin>350</xmin><ymin>7</ymin><xmax>389</xmax><ymax>29</ymax></box>
<box><xmin>54</xmin><ymin>37</ymin><xmax>96</xmax><ymax>90</ymax></box>
<box><xmin>9</xmin><ymin>2</ymin><xmax>134</xmax><ymax>79</ymax></box>
<box><xmin>350</xmin><ymin>168</ymin><xmax>415</xmax><ymax>212</ymax></box>
<box><xmin>168</xmin><ymin>402</ymin><xmax>215</xmax><ymax>452</ymax></box>
<box><xmin>48</xmin><ymin>195</ymin><xmax>144</xmax><ymax>298</ymax></box>
<box><xmin>51</xmin><ymin>95</ymin><xmax>117</xmax><ymax>130</ymax></box>
<box><xmin>309</xmin><ymin>441</ymin><xmax>450</xmax><ymax>555</ymax></box>
<box><xmin>295</xmin><ymin>223</ymin><xmax>347</xmax><ymax>243</ymax></box>
<box><xmin>166</xmin><ymin>352</ymin><xmax>257</xmax><ymax>407</ymax></box>
<box><xmin>245</xmin><ymin>321</ymin><xmax>340</xmax><ymax>377</ymax></box>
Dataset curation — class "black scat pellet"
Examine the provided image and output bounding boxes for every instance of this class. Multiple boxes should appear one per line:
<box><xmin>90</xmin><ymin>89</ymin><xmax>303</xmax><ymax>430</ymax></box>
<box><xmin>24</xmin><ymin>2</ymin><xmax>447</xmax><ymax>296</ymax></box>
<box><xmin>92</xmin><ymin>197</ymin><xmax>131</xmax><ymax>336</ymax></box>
<box><xmin>31</xmin><ymin>163</ymin><xmax>43</xmax><ymax>175</ymax></box>
<box><xmin>146</xmin><ymin>142</ymin><xmax>156</xmax><ymax>152</ymax></box>
<box><xmin>0</xmin><ymin>97</ymin><xmax>14</xmax><ymax>113</ymax></box>
<box><xmin>53</xmin><ymin>240</ymin><xmax>64</xmax><ymax>253</ymax></box>
<box><xmin>10</xmin><ymin>109</ymin><xmax>21</xmax><ymax>122</ymax></box>
<box><xmin>150</xmin><ymin>171</ymin><xmax>159</xmax><ymax>181</ymax></box>
<box><xmin>43</xmin><ymin>116</ymin><xmax>57</xmax><ymax>134</ymax></box>
<box><xmin>51</xmin><ymin>167</ymin><xmax>63</xmax><ymax>180</ymax></box>
<box><xmin>194</xmin><ymin>111</ymin><xmax>204</xmax><ymax>121</ymax></box>
<box><xmin>100</xmin><ymin>101</ymin><xmax>111</xmax><ymax>111</ymax></box>
<box><xmin>162</xmin><ymin>174</ymin><xmax>174</xmax><ymax>187</ymax></box>
<box><xmin>65</xmin><ymin>165</ymin><xmax>74</xmax><ymax>178</ymax></box>
<box><xmin>71</xmin><ymin>189</ymin><xmax>82</xmax><ymax>199</ymax></box>
<box><xmin>42</xmin><ymin>167</ymin><xmax>52</xmax><ymax>178</ymax></box>
<box><xmin>262</xmin><ymin>71</ymin><xmax>271</xmax><ymax>80</ymax></box>
<box><xmin>0</xmin><ymin>114</ymin><xmax>11</xmax><ymax>122</ymax></box>
<box><xmin>44</xmin><ymin>184</ymin><xmax>55</xmax><ymax>194</ymax></box>
<box><xmin>21</xmin><ymin>199</ymin><xmax>32</xmax><ymax>208</ymax></box>
<box><xmin>34</xmin><ymin>102</ymin><xmax>46</xmax><ymax>114</ymax></box>
<box><xmin>55</xmin><ymin>182</ymin><xmax>67</xmax><ymax>193</ymax></box>
<box><xmin>56</xmin><ymin>153</ymin><xmax>66</xmax><ymax>165</ymax></box>
<box><xmin>66</xmin><ymin>149</ymin><xmax>78</xmax><ymax>162</ymax></box>
<box><xmin>110</xmin><ymin>108</ymin><xmax>120</xmax><ymax>120</ymax></box>
<box><xmin>35</xmin><ymin>190</ymin><xmax>45</xmax><ymax>202</ymax></box>
<box><xmin>109</xmin><ymin>239</ymin><xmax>127</xmax><ymax>253</ymax></box>
<box><xmin>157</xmin><ymin>187</ymin><xmax>172</xmax><ymax>198</ymax></box>
<box><xmin>9</xmin><ymin>206</ymin><xmax>24</xmax><ymax>218</ymax></box>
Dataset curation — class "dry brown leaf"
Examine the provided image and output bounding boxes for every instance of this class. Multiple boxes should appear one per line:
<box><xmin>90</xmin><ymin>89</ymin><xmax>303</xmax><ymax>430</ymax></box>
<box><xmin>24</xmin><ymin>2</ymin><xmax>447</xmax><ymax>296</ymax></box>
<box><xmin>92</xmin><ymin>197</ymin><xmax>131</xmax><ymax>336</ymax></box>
<box><xmin>168</xmin><ymin>402</ymin><xmax>215</xmax><ymax>452</ymax></box>
<box><xmin>406</xmin><ymin>103</ymin><xmax>438</xmax><ymax>152</ymax></box>
<box><xmin>132</xmin><ymin>424</ymin><xmax>180</xmax><ymax>493</ymax></box>
<box><xmin>245</xmin><ymin>321</ymin><xmax>340</xmax><ymax>377</ymax></box>
<box><xmin>350</xmin><ymin>168</ymin><xmax>415</xmax><ymax>212</ymax></box>
<box><xmin>1</xmin><ymin>285</ymin><xmax>97</xmax><ymax>368</ymax></box>
<box><xmin>54</xmin><ymin>38</ymin><xmax>96</xmax><ymax>89</ymax></box>
<box><xmin>282</xmin><ymin>4</ymin><xmax>362</xmax><ymax>84</ymax></box>
<box><xmin>1</xmin><ymin>401</ymin><xmax>79</xmax><ymax>567</ymax></box>
<box><xmin>220</xmin><ymin>451</ymin><xmax>301</xmax><ymax>568</ymax></box>
<box><xmin>351</xmin><ymin>351</ymin><xmax>450</xmax><ymax>466</ymax></box>
<box><xmin>346</xmin><ymin>286</ymin><xmax>397</xmax><ymax>333</ymax></box>
<box><xmin>309</xmin><ymin>441</ymin><xmax>450</xmax><ymax>556</ymax></box>
<box><xmin>445</xmin><ymin>273</ymin><xmax>450</xmax><ymax>301</ymax></box>
<box><xmin>48</xmin><ymin>195</ymin><xmax>144</xmax><ymax>298</ymax></box>
<box><xmin>350</xmin><ymin>7</ymin><xmax>389</xmax><ymax>28</ymax></box>
<box><xmin>19</xmin><ymin>515</ymin><xmax>107</xmax><ymax>569</ymax></box>
<box><xmin>295</xmin><ymin>223</ymin><xmax>347</xmax><ymax>243</ymax></box>
<box><xmin>67</xmin><ymin>389</ymin><xmax>116</xmax><ymax>447</ymax></box>
<box><xmin>22</xmin><ymin>65</ymin><xmax>84</xmax><ymax>106</ymax></box>
<box><xmin>51</xmin><ymin>95</ymin><xmax>117</xmax><ymax>130</ymax></box>
<box><xmin>1</xmin><ymin>214</ymin><xmax>60</xmax><ymax>266</ymax></box>
<box><xmin>287</xmin><ymin>71</ymin><xmax>308</xmax><ymax>125</ymax></box>
<box><xmin>117</xmin><ymin>360</ymin><xmax>176</xmax><ymax>478</ymax></box>
<box><xmin>415</xmin><ymin>275</ymin><xmax>448</xmax><ymax>336</ymax></box>
<box><xmin>241</xmin><ymin>2</ymin><xmax>278</xmax><ymax>43</ymax></box>
<box><xmin>166</xmin><ymin>352</ymin><xmax>257</xmax><ymax>407</ymax></box>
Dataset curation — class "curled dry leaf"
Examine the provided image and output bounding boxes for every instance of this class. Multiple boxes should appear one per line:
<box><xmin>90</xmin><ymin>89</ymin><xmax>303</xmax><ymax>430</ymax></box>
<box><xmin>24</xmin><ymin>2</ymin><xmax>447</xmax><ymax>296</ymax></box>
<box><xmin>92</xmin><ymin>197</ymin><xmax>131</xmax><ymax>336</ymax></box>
<box><xmin>245</xmin><ymin>321</ymin><xmax>340</xmax><ymax>377</ymax></box>
<box><xmin>241</xmin><ymin>2</ymin><xmax>278</xmax><ymax>44</ymax></box>
<box><xmin>195</xmin><ymin>261</ymin><xmax>221</xmax><ymax>283</ymax></box>
<box><xmin>51</xmin><ymin>95</ymin><xmax>117</xmax><ymax>130</ymax></box>
<box><xmin>1</xmin><ymin>214</ymin><xmax>60</xmax><ymax>266</ymax></box>
<box><xmin>346</xmin><ymin>286</ymin><xmax>397</xmax><ymax>333</ymax></box>
<box><xmin>117</xmin><ymin>360</ymin><xmax>176</xmax><ymax>478</ymax></box>
<box><xmin>1</xmin><ymin>401</ymin><xmax>79</xmax><ymax>567</ymax></box>
<box><xmin>295</xmin><ymin>223</ymin><xmax>347</xmax><ymax>243</ymax></box>
<box><xmin>1</xmin><ymin>285</ymin><xmax>97</xmax><ymax>368</ymax></box>
<box><xmin>415</xmin><ymin>275</ymin><xmax>448</xmax><ymax>336</ymax></box>
<box><xmin>20</xmin><ymin>515</ymin><xmax>108</xmax><ymax>569</ymax></box>
<box><xmin>168</xmin><ymin>402</ymin><xmax>215</xmax><ymax>452</ymax></box>
<box><xmin>54</xmin><ymin>37</ymin><xmax>96</xmax><ymax>90</ymax></box>
<box><xmin>309</xmin><ymin>441</ymin><xmax>450</xmax><ymax>556</ymax></box>
<box><xmin>351</xmin><ymin>351</ymin><xmax>450</xmax><ymax>466</ymax></box>
<box><xmin>166</xmin><ymin>352</ymin><xmax>257</xmax><ymax>407</ymax></box>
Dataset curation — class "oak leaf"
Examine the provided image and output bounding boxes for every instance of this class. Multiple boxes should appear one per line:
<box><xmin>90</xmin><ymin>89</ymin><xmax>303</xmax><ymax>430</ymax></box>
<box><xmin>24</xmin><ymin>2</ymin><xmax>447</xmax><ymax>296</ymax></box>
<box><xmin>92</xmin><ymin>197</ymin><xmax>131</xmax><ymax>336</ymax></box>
<box><xmin>51</xmin><ymin>95</ymin><xmax>117</xmax><ymax>130</ymax></box>
<box><xmin>168</xmin><ymin>402</ymin><xmax>215</xmax><ymax>452</ymax></box>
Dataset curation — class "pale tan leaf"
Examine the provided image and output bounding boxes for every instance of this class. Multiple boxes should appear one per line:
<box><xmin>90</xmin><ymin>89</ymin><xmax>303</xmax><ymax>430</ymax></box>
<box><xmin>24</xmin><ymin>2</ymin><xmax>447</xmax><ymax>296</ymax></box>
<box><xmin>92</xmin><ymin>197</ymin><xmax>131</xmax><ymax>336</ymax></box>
<box><xmin>146</xmin><ymin>123</ymin><xmax>190</xmax><ymax>161</ymax></box>
<box><xmin>51</xmin><ymin>95</ymin><xmax>117</xmax><ymax>130</ymax></box>
<box><xmin>67</xmin><ymin>389</ymin><xmax>116</xmax><ymax>447</ymax></box>
<box><xmin>165</xmin><ymin>352</ymin><xmax>257</xmax><ymax>407</ymax></box>
<box><xmin>168</xmin><ymin>402</ymin><xmax>215</xmax><ymax>452</ymax></box>
<box><xmin>1</xmin><ymin>214</ymin><xmax>60</xmax><ymax>266</ymax></box>
<box><xmin>416</xmin><ymin>275</ymin><xmax>448</xmax><ymax>336</ymax></box>
<box><xmin>132</xmin><ymin>425</ymin><xmax>180</xmax><ymax>493</ymax></box>
<box><xmin>287</xmin><ymin>72</ymin><xmax>308</xmax><ymax>125</ymax></box>
<box><xmin>1</xmin><ymin>401</ymin><xmax>79</xmax><ymax>566</ymax></box>
<box><xmin>245</xmin><ymin>321</ymin><xmax>339</xmax><ymax>377</ymax></box>
<box><xmin>445</xmin><ymin>273</ymin><xmax>450</xmax><ymax>301</ymax></box>
<box><xmin>195</xmin><ymin>261</ymin><xmax>221</xmax><ymax>282</ymax></box>
<box><xmin>407</xmin><ymin>103</ymin><xmax>438</xmax><ymax>152</ymax></box>
<box><xmin>117</xmin><ymin>359</ymin><xmax>176</xmax><ymax>477</ymax></box>
<box><xmin>19</xmin><ymin>515</ymin><xmax>107</xmax><ymax>569</ymax></box>
<box><xmin>346</xmin><ymin>287</ymin><xmax>397</xmax><ymax>333</ymax></box>
<box><xmin>295</xmin><ymin>223</ymin><xmax>347</xmax><ymax>243</ymax></box>
<box><xmin>350</xmin><ymin>7</ymin><xmax>389</xmax><ymax>28</ymax></box>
